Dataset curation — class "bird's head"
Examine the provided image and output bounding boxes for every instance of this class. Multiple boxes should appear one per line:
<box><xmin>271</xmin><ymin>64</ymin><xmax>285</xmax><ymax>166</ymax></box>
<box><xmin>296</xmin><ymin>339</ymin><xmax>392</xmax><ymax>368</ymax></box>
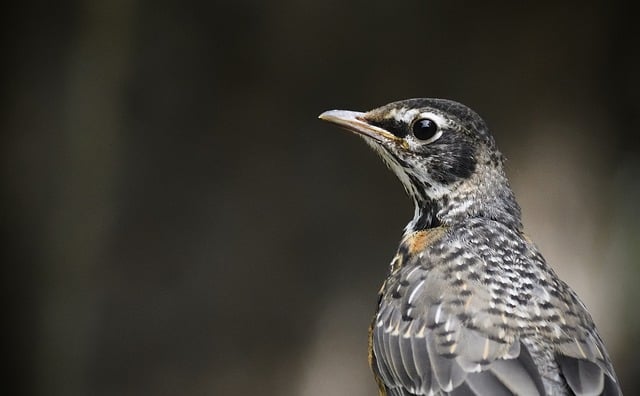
<box><xmin>319</xmin><ymin>98</ymin><xmax>522</xmax><ymax>232</ymax></box>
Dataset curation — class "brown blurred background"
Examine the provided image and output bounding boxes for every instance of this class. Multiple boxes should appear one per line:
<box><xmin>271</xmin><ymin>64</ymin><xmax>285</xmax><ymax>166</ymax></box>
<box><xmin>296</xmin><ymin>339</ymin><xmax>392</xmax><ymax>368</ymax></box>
<box><xmin>3</xmin><ymin>1</ymin><xmax>639</xmax><ymax>395</ymax></box>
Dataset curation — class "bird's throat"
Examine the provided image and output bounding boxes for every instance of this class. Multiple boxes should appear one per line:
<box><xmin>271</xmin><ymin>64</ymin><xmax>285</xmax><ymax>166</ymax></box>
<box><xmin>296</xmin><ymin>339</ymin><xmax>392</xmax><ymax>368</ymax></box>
<box><xmin>405</xmin><ymin>198</ymin><xmax>442</xmax><ymax>233</ymax></box>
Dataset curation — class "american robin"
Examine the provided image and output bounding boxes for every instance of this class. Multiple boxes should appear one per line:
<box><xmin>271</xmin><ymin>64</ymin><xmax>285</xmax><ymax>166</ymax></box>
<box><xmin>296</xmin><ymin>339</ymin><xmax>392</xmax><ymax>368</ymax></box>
<box><xmin>319</xmin><ymin>99</ymin><xmax>622</xmax><ymax>396</ymax></box>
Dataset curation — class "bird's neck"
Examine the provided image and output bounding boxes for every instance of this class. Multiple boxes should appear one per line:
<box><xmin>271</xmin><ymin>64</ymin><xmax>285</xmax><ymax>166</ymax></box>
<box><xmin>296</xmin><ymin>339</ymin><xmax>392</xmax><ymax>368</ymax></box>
<box><xmin>404</xmin><ymin>166</ymin><xmax>522</xmax><ymax>234</ymax></box>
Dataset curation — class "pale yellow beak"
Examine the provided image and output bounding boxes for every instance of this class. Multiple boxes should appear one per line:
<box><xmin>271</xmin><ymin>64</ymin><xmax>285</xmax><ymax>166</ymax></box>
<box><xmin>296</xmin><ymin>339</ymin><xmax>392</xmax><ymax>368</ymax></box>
<box><xmin>318</xmin><ymin>110</ymin><xmax>400</xmax><ymax>143</ymax></box>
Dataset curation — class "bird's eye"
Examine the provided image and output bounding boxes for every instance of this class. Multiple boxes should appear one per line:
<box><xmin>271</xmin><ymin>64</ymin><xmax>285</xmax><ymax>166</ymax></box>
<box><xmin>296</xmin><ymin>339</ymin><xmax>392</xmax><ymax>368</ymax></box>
<box><xmin>411</xmin><ymin>118</ymin><xmax>441</xmax><ymax>142</ymax></box>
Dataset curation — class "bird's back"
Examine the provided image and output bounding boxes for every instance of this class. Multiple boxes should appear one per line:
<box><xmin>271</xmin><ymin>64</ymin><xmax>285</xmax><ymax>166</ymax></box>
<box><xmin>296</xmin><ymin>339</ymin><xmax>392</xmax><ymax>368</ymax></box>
<box><xmin>370</xmin><ymin>218</ymin><xmax>620</xmax><ymax>396</ymax></box>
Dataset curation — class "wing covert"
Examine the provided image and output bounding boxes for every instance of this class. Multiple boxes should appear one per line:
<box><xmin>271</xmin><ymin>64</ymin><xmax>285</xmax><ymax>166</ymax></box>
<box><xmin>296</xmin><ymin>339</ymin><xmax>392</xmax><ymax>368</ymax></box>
<box><xmin>372</xmin><ymin>259</ymin><xmax>546</xmax><ymax>396</ymax></box>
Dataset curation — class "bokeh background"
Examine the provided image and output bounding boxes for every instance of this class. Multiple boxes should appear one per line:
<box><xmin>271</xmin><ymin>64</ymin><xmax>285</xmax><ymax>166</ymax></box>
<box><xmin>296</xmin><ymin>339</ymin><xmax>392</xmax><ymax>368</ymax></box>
<box><xmin>4</xmin><ymin>1</ymin><xmax>639</xmax><ymax>395</ymax></box>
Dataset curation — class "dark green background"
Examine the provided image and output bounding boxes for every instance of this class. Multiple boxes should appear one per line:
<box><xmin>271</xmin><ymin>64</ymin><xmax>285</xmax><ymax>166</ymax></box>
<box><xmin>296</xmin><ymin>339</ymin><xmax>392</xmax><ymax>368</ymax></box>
<box><xmin>4</xmin><ymin>1</ymin><xmax>639</xmax><ymax>395</ymax></box>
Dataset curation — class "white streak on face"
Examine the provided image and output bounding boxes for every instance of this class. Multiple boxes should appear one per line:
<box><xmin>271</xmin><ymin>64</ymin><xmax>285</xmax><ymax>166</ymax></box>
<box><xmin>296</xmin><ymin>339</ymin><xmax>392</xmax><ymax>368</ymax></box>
<box><xmin>363</xmin><ymin>109</ymin><xmax>462</xmax><ymax>233</ymax></box>
<box><xmin>363</xmin><ymin>136</ymin><xmax>420</xmax><ymax>200</ymax></box>
<box><xmin>394</xmin><ymin>108</ymin><xmax>420</xmax><ymax>124</ymax></box>
<box><xmin>390</xmin><ymin>108</ymin><xmax>450</xmax><ymax>129</ymax></box>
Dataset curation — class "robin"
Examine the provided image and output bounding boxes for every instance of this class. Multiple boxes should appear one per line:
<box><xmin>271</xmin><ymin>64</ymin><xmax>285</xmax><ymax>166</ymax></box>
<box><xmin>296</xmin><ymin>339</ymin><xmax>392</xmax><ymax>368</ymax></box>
<box><xmin>319</xmin><ymin>99</ymin><xmax>622</xmax><ymax>396</ymax></box>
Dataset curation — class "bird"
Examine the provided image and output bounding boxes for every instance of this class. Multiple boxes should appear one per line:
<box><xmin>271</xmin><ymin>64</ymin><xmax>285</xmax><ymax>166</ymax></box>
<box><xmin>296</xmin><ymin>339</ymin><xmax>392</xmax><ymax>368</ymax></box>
<box><xmin>318</xmin><ymin>98</ymin><xmax>622</xmax><ymax>396</ymax></box>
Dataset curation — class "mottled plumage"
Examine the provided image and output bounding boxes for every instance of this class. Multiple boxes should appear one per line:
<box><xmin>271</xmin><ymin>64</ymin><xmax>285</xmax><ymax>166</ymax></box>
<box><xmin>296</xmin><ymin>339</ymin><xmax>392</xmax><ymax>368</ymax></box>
<box><xmin>319</xmin><ymin>99</ymin><xmax>621</xmax><ymax>396</ymax></box>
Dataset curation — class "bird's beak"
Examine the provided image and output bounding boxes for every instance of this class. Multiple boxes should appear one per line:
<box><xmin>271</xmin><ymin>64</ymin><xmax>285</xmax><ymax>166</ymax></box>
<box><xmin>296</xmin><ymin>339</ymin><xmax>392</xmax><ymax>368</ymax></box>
<box><xmin>318</xmin><ymin>110</ymin><xmax>399</xmax><ymax>143</ymax></box>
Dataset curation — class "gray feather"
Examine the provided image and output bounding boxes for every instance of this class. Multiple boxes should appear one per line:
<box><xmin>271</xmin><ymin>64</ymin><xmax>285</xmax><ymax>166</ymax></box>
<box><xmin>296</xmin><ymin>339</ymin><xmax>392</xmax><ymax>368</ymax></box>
<box><xmin>399</xmin><ymin>332</ymin><xmax>422</xmax><ymax>391</ymax></box>
<box><xmin>557</xmin><ymin>355</ymin><xmax>605</xmax><ymax>396</ymax></box>
<box><xmin>464</xmin><ymin>370</ymin><xmax>514</xmax><ymax>396</ymax></box>
<box><xmin>410</xmin><ymin>331</ymin><xmax>433</xmax><ymax>393</ymax></box>
<box><xmin>427</xmin><ymin>329</ymin><xmax>466</xmax><ymax>391</ymax></box>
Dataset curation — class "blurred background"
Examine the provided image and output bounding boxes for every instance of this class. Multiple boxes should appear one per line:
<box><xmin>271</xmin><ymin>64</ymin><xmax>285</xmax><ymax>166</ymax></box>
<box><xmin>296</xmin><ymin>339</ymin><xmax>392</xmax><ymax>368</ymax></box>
<box><xmin>3</xmin><ymin>1</ymin><xmax>639</xmax><ymax>395</ymax></box>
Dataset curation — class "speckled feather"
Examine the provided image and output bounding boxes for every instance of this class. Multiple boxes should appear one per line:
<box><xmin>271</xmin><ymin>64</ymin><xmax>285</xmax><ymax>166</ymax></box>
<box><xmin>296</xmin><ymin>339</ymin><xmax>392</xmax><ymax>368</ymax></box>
<box><xmin>373</xmin><ymin>220</ymin><xmax>619</xmax><ymax>395</ymax></box>
<box><xmin>320</xmin><ymin>98</ymin><xmax>622</xmax><ymax>396</ymax></box>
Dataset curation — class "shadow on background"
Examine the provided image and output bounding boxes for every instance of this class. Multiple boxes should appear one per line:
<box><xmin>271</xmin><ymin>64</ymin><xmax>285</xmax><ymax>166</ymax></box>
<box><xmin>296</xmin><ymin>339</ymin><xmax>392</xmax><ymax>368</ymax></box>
<box><xmin>3</xmin><ymin>1</ymin><xmax>639</xmax><ymax>395</ymax></box>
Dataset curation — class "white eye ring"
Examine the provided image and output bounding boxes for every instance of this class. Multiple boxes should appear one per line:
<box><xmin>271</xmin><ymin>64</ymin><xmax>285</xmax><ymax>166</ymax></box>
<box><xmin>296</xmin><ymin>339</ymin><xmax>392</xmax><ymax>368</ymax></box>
<box><xmin>423</xmin><ymin>129</ymin><xmax>442</xmax><ymax>144</ymax></box>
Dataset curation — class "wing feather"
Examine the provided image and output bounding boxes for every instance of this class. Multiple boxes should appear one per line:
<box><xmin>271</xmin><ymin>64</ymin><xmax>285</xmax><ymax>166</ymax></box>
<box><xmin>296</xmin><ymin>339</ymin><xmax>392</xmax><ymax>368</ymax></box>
<box><xmin>410</xmin><ymin>329</ymin><xmax>433</xmax><ymax>393</ymax></box>
<box><xmin>554</xmin><ymin>300</ymin><xmax>622</xmax><ymax>395</ymax></box>
<box><xmin>556</xmin><ymin>355</ymin><xmax>604</xmax><ymax>396</ymax></box>
<box><xmin>464</xmin><ymin>370</ymin><xmax>514</xmax><ymax>396</ymax></box>
<box><xmin>371</xmin><ymin>222</ymin><xmax>622</xmax><ymax>395</ymax></box>
<box><xmin>489</xmin><ymin>345</ymin><xmax>545</xmax><ymax>396</ymax></box>
<box><xmin>399</xmin><ymin>331</ymin><xmax>422</xmax><ymax>390</ymax></box>
<box><xmin>427</xmin><ymin>326</ymin><xmax>466</xmax><ymax>391</ymax></box>
<box><xmin>389</xmin><ymin>328</ymin><xmax>415</xmax><ymax>387</ymax></box>
<box><xmin>372</xmin><ymin>265</ymin><xmax>546</xmax><ymax>395</ymax></box>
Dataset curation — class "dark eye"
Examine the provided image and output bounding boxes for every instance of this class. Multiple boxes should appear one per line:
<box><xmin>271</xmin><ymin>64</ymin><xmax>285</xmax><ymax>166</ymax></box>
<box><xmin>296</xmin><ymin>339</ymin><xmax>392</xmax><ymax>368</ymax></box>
<box><xmin>412</xmin><ymin>118</ymin><xmax>440</xmax><ymax>141</ymax></box>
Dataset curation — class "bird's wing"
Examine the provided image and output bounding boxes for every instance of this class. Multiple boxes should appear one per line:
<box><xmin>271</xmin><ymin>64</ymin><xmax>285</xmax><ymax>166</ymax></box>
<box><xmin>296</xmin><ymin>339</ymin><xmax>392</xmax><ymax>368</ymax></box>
<box><xmin>552</xmin><ymin>289</ymin><xmax>622</xmax><ymax>396</ymax></box>
<box><xmin>372</xmin><ymin>259</ymin><xmax>546</xmax><ymax>396</ymax></box>
<box><xmin>371</xmin><ymin>239</ymin><xmax>622</xmax><ymax>396</ymax></box>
